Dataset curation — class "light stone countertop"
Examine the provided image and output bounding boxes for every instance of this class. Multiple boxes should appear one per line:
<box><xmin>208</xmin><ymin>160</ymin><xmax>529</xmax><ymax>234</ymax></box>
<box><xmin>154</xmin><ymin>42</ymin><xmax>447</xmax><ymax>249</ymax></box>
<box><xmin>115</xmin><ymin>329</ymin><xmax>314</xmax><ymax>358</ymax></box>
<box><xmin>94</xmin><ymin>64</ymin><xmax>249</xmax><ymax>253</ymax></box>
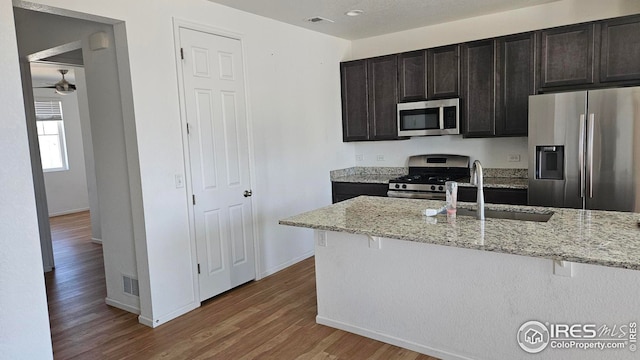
<box><xmin>279</xmin><ymin>196</ymin><xmax>640</xmax><ymax>271</ymax></box>
<box><xmin>330</xmin><ymin>167</ymin><xmax>528</xmax><ymax>189</ymax></box>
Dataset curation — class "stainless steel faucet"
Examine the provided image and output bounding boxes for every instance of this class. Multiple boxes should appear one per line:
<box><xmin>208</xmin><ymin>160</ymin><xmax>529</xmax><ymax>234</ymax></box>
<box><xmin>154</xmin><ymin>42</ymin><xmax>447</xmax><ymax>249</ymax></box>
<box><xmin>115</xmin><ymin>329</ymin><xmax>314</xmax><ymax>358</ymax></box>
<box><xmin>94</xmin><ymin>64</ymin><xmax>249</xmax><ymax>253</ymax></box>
<box><xmin>471</xmin><ymin>160</ymin><xmax>485</xmax><ymax>220</ymax></box>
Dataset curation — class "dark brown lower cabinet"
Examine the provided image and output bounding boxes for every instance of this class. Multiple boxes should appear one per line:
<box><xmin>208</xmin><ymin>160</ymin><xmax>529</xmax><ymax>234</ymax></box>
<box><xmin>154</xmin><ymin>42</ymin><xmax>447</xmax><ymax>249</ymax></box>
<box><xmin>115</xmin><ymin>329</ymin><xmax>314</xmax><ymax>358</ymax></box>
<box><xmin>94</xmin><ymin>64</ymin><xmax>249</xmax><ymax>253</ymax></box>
<box><xmin>332</xmin><ymin>182</ymin><xmax>388</xmax><ymax>203</ymax></box>
<box><xmin>458</xmin><ymin>187</ymin><xmax>528</xmax><ymax>205</ymax></box>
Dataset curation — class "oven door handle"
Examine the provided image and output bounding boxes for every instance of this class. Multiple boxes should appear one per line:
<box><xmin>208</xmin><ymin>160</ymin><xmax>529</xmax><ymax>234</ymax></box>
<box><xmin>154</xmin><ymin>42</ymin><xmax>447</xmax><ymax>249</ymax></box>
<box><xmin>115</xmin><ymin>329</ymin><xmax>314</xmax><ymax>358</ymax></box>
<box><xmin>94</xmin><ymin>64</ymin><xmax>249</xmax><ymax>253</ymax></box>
<box><xmin>387</xmin><ymin>191</ymin><xmax>446</xmax><ymax>200</ymax></box>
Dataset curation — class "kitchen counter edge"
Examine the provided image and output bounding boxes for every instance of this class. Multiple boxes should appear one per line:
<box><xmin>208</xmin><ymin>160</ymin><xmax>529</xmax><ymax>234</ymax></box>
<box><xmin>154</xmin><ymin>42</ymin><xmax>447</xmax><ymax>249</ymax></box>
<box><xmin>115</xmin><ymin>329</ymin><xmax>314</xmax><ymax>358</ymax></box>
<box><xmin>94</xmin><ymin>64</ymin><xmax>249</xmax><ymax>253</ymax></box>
<box><xmin>279</xmin><ymin>196</ymin><xmax>640</xmax><ymax>271</ymax></box>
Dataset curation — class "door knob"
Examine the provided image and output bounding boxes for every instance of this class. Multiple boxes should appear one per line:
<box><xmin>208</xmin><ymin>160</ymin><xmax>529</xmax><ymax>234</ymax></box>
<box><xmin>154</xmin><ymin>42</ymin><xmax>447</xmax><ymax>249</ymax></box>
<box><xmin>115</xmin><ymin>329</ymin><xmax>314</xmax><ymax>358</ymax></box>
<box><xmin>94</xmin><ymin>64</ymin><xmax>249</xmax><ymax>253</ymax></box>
<box><xmin>243</xmin><ymin>190</ymin><xmax>252</xmax><ymax>197</ymax></box>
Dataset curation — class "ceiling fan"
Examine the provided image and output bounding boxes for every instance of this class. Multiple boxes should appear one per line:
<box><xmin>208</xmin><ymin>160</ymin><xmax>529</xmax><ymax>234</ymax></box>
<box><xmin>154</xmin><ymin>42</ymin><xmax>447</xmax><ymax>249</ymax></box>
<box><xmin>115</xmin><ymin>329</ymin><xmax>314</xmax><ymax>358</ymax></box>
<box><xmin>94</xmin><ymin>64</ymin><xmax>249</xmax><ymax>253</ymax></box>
<box><xmin>35</xmin><ymin>69</ymin><xmax>76</xmax><ymax>95</ymax></box>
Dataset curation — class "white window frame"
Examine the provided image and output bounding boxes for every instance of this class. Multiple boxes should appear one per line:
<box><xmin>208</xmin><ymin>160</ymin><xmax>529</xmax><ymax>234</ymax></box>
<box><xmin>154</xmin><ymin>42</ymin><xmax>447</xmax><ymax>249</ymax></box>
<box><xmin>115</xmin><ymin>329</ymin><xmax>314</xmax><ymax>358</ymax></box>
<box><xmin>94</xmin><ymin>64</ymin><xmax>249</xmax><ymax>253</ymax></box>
<box><xmin>35</xmin><ymin>98</ymin><xmax>69</xmax><ymax>172</ymax></box>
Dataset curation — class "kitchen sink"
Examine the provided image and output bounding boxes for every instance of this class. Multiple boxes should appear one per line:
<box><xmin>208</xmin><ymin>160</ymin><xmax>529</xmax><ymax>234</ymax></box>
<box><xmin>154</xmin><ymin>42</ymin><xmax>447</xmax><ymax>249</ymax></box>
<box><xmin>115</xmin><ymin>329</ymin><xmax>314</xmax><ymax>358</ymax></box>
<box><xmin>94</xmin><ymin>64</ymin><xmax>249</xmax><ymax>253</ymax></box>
<box><xmin>455</xmin><ymin>208</ymin><xmax>554</xmax><ymax>222</ymax></box>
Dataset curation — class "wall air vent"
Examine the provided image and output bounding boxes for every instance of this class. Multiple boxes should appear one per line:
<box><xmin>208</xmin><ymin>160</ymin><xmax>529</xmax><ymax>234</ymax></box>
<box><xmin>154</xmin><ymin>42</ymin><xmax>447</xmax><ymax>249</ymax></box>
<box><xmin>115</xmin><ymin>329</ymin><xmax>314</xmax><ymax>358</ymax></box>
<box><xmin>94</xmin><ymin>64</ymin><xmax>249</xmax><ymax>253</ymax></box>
<box><xmin>305</xmin><ymin>16</ymin><xmax>335</xmax><ymax>23</ymax></box>
<box><xmin>123</xmin><ymin>275</ymin><xmax>139</xmax><ymax>297</ymax></box>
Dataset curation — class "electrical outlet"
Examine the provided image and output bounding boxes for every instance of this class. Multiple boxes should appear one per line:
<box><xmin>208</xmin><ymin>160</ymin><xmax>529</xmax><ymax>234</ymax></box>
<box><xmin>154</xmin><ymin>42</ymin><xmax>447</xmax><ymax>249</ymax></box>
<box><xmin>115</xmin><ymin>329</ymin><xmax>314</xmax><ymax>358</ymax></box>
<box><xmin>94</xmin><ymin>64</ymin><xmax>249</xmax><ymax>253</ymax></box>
<box><xmin>355</xmin><ymin>154</ymin><xmax>363</xmax><ymax>162</ymax></box>
<box><xmin>376</xmin><ymin>155</ymin><xmax>385</xmax><ymax>161</ymax></box>
<box><xmin>317</xmin><ymin>231</ymin><xmax>327</xmax><ymax>247</ymax></box>
<box><xmin>507</xmin><ymin>154</ymin><xmax>521</xmax><ymax>162</ymax></box>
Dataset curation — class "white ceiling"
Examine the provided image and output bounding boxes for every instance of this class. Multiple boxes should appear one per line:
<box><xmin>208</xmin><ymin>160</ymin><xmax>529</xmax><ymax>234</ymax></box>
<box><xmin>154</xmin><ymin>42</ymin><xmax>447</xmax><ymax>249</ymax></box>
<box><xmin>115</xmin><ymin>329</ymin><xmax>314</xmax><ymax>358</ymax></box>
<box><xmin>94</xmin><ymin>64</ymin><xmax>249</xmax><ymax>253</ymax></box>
<box><xmin>207</xmin><ymin>0</ymin><xmax>561</xmax><ymax>40</ymax></box>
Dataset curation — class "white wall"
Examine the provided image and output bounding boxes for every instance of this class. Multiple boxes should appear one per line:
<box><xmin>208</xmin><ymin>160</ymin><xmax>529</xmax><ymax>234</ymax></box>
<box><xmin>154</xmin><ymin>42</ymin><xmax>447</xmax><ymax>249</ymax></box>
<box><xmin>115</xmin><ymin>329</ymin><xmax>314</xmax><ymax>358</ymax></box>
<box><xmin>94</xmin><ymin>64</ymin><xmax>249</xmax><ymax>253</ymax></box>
<box><xmin>9</xmin><ymin>0</ymin><xmax>353</xmax><ymax>327</ymax></box>
<box><xmin>348</xmin><ymin>0</ymin><xmax>640</xmax><ymax>169</ymax></box>
<box><xmin>0</xmin><ymin>1</ymin><xmax>53</xmax><ymax>358</ymax></box>
<box><xmin>33</xmin><ymin>86</ymin><xmax>91</xmax><ymax>216</ymax></box>
<box><xmin>354</xmin><ymin>136</ymin><xmax>527</xmax><ymax>168</ymax></box>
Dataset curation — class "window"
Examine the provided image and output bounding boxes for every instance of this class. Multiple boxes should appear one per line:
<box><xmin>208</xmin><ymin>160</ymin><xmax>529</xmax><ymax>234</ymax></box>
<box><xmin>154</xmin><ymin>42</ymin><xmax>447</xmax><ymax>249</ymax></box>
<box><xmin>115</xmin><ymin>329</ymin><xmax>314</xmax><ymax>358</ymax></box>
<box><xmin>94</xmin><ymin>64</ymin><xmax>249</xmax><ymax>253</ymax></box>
<box><xmin>35</xmin><ymin>99</ymin><xmax>69</xmax><ymax>172</ymax></box>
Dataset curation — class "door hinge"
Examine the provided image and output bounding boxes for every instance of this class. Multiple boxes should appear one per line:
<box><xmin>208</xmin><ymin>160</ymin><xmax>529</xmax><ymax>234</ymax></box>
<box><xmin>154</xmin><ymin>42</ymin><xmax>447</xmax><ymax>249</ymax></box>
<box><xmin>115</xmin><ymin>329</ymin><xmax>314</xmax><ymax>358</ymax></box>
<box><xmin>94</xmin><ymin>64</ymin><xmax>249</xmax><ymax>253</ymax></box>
<box><xmin>192</xmin><ymin>194</ymin><xmax>196</xmax><ymax>205</ymax></box>
<box><xmin>197</xmin><ymin>263</ymin><xmax>201</xmax><ymax>274</ymax></box>
<box><xmin>180</xmin><ymin>48</ymin><xmax>184</xmax><ymax>60</ymax></box>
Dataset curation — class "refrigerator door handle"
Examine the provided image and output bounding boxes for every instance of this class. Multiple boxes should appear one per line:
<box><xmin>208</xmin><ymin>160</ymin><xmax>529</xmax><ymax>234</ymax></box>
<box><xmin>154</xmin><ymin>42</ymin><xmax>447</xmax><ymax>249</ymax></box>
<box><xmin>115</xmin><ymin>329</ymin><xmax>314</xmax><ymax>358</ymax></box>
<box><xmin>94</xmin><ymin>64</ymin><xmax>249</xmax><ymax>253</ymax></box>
<box><xmin>587</xmin><ymin>113</ymin><xmax>595</xmax><ymax>198</ymax></box>
<box><xmin>579</xmin><ymin>114</ymin><xmax>586</xmax><ymax>198</ymax></box>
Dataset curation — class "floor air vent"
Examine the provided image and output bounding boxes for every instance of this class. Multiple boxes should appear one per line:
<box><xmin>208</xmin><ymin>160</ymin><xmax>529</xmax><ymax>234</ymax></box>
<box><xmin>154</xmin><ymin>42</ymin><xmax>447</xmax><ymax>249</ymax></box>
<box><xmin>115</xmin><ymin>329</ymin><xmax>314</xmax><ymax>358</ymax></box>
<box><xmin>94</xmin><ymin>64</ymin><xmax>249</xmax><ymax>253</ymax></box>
<box><xmin>123</xmin><ymin>275</ymin><xmax>139</xmax><ymax>296</ymax></box>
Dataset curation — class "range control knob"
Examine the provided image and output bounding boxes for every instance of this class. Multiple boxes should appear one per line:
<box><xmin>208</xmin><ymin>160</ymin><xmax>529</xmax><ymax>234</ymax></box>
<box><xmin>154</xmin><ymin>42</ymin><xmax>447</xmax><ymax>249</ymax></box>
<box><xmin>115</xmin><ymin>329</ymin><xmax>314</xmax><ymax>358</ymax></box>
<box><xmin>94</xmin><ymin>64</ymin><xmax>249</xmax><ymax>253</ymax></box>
<box><xmin>438</xmin><ymin>185</ymin><xmax>444</xmax><ymax>191</ymax></box>
<box><xmin>430</xmin><ymin>185</ymin><xmax>436</xmax><ymax>191</ymax></box>
<box><xmin>395</xmin><ymin>184</ymin><xmax>400</xmax><ymax>189</ymax></box>
<box><xmin>402</xmin><ymin>184</ymin><xmax>407</xmax><ymax>189</ymax></box>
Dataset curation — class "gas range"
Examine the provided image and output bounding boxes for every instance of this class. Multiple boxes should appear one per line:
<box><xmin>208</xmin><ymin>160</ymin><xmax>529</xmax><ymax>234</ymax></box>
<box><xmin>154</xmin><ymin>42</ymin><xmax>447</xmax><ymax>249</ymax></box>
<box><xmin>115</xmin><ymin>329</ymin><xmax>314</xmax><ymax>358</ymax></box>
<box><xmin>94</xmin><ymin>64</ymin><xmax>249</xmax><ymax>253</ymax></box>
<box><xmin>387</xmin><ymin>154</ymin><xmax>470</xmax><ymax>200</ymax></box>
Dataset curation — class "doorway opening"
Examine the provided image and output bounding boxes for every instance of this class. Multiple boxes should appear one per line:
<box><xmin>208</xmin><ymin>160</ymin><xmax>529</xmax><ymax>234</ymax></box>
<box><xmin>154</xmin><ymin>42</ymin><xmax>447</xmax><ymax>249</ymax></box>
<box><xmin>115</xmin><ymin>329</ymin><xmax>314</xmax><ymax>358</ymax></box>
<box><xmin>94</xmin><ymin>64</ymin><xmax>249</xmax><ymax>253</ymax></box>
<box><xmin>13</xmin><ymin>2</ymin><xmax>148</xmax><ymax>323</ymax></box>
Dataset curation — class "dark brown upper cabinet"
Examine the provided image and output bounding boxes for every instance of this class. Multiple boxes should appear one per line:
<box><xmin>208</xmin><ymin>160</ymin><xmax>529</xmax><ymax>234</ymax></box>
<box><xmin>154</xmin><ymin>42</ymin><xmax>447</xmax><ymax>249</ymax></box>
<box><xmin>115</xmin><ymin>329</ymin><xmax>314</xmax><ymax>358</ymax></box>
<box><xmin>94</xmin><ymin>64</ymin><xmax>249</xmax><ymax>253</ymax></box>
<box><xmin>427</xmin><ymin>45</ymin><xmax>460</xmax><ymax>99</ymax></box>
<box><xmin>398</xmin><ymin>50</ymin><xmax>427</xmax><ymax>102</ymax></box>
<box><xmin>368</xmin><ymin>55</ymin><xmax>400</xmax><ymax>140</ymax></box>
<box><xmin>540</xmin><ymin>23</ymin><xmax>596</xmax><ymax>89</ymax></box>
<box><xmin>462</xmin><ymin>40</ymin><xmax>496</xmax><ymax>137</ymax></box>
<box><xmin>496</xmin><ymin>33</ymin><xmax>536</xmax><ymax>136</ymax></box>
<box><xmin>341</xmin><ymin>59</ymin><xmax>369</xmax><ymax>141</ymax></box>
<box><xmin>340</xmin><ymin>55</ymin><xmax>401</xmax><ymax>142</ymax></box>
<box><xmin>600</xmin><ymin>15</ymin><xmax>640</xmax><ymax>83</ymax></box>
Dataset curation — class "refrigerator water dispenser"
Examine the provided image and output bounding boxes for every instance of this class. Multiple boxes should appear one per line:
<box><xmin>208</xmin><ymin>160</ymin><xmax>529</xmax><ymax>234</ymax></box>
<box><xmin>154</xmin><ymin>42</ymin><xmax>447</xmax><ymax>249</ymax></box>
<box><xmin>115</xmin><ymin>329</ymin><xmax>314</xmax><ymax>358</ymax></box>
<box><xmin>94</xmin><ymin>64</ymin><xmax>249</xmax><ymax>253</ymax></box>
<box><xmin>536</xmin><ymin>146</ymin><xmax>564</xmax><ymax>180</ymax></box>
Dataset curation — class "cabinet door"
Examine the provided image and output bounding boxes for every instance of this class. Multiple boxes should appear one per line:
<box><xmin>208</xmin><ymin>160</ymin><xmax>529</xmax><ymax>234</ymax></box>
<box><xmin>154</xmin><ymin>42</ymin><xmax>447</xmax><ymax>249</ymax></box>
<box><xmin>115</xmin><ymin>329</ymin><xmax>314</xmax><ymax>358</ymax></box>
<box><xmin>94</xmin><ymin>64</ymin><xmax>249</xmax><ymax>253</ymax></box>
<box><xmin>600</xmin><ymin>15</ymin><xmax>640</xmax><ymax>83</ymax></box>
<box><xmin>496</xmin><ymin>33</ymin><xmax>536</xmax><ymax>136</ymax></box>
<box><xmin>332</xmin><ymin>182</ymin><xmax>389</xmax><ymax>203</ymax></box>
<box><xmin>341</xmin><ymin>60</ymin><xmax>369</xmax><ymax>141</ymax></box>
<box><xmin>368</xmin><ymin>55</ymin><xmax>399</xmax><ymax>140</ymax></box>
<box><xmin>462</xmin><ymin>40</ymin><xmax>496</xmax><ymax>137</ymax></box>
<box><xmin>398</xmin><ymin>50</ymin><xmax>427</xmax><ymax>102</ymax></box>
<box><xmin>540</xmin><ymin>23</ymin><xmax>595</xmax><ymax>88</ymax></box>
<box><xmin>427</xmin><ymin>45</ymin><xmax>460</xmax><ymax>99</ymax></box>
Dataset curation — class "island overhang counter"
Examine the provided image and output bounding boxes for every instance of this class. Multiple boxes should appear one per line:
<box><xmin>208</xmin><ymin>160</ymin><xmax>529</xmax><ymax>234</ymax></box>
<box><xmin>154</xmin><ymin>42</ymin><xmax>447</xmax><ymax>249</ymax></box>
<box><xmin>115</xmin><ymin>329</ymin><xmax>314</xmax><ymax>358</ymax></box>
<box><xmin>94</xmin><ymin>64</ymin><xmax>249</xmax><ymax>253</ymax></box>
<box><xmin>279</xmin><ymin>196</ymin><xmax>640</xmax><ymax>360</ymax></box>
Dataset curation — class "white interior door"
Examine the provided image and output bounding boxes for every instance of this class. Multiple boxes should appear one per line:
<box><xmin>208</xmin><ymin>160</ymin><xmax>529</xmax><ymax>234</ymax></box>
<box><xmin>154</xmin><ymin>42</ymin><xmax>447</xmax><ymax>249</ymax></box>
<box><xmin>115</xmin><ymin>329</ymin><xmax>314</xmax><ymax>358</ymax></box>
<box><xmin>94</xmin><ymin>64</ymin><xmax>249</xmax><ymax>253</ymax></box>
<box><xmin>179</xmin><ymin>27</ymin><xmax>256</xmax><ymax>301</ymax></box>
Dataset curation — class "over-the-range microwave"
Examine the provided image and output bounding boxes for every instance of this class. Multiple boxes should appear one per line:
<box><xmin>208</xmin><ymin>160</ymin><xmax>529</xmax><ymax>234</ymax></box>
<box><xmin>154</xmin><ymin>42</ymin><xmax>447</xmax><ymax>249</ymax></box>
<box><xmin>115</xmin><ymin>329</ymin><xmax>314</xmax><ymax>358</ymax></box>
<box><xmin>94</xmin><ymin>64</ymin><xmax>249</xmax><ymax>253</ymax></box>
<box><xmin>397</xmin><ymin>98</ymin><xmax>460</xmax><ymax>137</ymax></box>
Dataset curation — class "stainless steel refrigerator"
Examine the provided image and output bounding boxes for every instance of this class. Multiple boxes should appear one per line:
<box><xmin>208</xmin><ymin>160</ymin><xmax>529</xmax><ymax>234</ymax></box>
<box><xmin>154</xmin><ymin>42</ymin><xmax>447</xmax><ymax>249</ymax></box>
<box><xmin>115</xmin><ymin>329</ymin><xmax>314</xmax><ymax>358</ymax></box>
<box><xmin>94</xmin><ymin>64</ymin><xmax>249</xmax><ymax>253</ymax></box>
<box><xmin>528</xmin><ymin>86</ymin><xmax>640</xmax><ymax>212</ymax></box>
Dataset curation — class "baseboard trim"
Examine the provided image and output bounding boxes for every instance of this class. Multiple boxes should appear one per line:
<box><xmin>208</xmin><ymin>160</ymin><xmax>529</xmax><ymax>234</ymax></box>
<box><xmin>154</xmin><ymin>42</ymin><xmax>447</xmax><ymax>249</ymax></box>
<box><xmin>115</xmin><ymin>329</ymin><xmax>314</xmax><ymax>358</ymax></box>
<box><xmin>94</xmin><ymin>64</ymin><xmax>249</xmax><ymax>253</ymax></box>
<box><xmin>260</xmin><ymin>250</ymin><xmax>314</xmax><ymax>278</ymax></box>
<box><xmin>48</xmin><ymin>207</ymin><xmax>90</xmax><ymax>217</ymax></box>
<box><xmin>138</xmin><ymin>315</ymin><xmax>154</xmax><ymax>327</ymax></box>
<box><xmin>138</xmin><ymin>302</ymin><xmax>200</xmax><ymax>328</ymax></box>
<box><xmin>91</xmin><ymin>237</ymin><xmax>102</xmax><ymax>245</ymax></box>
<box><xmin>316</xmin><ymin>316</ymin><xmax>473</xmax><ymax>360</ymax></box>
<box><xmin>105</xmin><ymin>297</ymin><xmax>140</xmax><ymax>315</ymax></box>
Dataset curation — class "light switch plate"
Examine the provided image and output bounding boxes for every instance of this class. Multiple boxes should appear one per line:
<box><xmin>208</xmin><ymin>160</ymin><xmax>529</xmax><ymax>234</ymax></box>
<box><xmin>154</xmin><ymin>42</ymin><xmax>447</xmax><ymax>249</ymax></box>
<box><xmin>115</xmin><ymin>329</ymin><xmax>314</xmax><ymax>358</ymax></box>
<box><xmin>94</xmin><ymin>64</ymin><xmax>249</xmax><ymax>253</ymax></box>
<box><xmin>175</xmin><ymin>174</ymin><xmax>184</xmax><ymax>188</ymax></box>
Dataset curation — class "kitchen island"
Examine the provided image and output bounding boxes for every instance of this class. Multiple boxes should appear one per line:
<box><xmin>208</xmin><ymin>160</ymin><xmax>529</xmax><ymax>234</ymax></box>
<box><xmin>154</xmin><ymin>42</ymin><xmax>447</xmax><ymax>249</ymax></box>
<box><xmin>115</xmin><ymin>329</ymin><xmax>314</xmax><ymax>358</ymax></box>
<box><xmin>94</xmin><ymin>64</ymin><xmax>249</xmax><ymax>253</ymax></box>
<box><xmin>280</xmin><ymin>196</ymin><xmax>640</xmax><ymax>360</ymax></box>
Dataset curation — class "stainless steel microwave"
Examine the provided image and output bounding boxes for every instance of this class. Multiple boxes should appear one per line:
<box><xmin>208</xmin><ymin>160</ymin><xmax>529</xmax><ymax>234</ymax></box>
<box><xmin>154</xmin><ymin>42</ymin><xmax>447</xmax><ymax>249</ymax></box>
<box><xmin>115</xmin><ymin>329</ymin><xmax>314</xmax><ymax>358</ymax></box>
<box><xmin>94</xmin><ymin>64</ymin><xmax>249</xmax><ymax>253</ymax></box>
<box><xmin>397</xmin><ymin>98</ymin><xmax>460</xmax><ymax>137</ymax></box>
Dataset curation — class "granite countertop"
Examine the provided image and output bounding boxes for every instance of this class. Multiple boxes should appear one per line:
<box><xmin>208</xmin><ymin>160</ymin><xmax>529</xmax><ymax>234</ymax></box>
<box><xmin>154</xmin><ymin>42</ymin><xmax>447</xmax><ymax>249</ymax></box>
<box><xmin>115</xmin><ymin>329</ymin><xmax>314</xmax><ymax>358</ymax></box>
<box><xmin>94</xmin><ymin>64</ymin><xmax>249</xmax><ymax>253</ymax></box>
<box><xmin>280</xmin><ymin>196</ymin><xmax>640</xmax><ymax>271</ymax></box>
<box><xmin>330</xmin><ymin>167</ymin><xmax>528</xmax><ymax>189</ymax></box>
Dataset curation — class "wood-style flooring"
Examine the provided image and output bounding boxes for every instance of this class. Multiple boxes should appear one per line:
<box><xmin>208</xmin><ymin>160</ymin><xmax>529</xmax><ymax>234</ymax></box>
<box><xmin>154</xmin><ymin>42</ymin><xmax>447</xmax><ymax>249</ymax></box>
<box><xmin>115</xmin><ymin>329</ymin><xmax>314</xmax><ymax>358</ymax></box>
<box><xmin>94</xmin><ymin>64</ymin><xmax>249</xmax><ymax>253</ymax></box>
<box><xmin>46</xmin><ymin>211</ymin><xmax>438</xmax><ymax>359</ymax></box>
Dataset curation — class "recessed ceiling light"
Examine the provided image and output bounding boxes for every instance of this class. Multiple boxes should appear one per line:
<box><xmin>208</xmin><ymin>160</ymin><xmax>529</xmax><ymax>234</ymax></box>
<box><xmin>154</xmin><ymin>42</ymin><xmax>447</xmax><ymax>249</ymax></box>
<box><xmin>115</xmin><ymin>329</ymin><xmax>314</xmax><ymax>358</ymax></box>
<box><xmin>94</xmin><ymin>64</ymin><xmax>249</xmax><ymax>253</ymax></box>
<box><xmin>345</xmin><ymin>9</ymin><xmax>364</xmax><ymax>17</ymax></box>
